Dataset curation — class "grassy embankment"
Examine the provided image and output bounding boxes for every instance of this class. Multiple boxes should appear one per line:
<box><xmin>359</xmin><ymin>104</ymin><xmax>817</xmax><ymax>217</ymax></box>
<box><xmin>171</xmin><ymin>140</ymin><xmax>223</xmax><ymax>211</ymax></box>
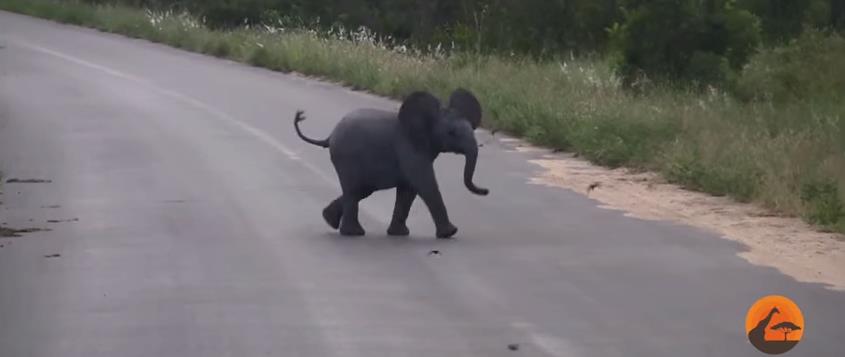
<box><xmin>1</xmin><ymin>0</ymin><xmax>843</xmax><ymax>232</ymax></box>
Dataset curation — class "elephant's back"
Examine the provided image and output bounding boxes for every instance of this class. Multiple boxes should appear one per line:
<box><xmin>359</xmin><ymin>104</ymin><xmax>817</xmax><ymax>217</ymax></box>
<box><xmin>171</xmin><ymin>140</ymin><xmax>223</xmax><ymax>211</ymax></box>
<box><xmin>330</xmin><ymin>109</ymin><xmax>398</xmax><ymax>150</ymax></box>
<box><xmin>328</xmin><ymin>109</ymin><xmax>401</xmax><ymax>189</ymax></box>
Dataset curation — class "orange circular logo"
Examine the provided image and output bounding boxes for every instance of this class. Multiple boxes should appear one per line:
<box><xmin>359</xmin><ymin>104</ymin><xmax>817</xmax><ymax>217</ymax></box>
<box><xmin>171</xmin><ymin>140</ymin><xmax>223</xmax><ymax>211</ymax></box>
<box><xmin>745</xmin><ymin>295</ymin><xmax>804</xmax><ymax>354</ymax></box>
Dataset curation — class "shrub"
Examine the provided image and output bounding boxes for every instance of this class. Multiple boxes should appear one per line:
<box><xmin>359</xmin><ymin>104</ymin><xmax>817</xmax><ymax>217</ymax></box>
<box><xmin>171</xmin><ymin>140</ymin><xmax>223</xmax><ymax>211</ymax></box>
<box><xmin>687</xmin><ymin>51</ymin><xmax>733</xmax><ymax>86</ymax></box>
<box><xmin>197</xmin><ymin>0</ymin><xmax>268</xmax><ymax>29</ymax></box>
<box><xmin>735</xmin><ymin>29</ymin><xmax>845</xmax><ymax>102</ymax></box>
<box><xmin>801</xmin><ymin>180</ymin><xmax>845</xmax><ymax>227</ymax></box>
<box><xmin>612</xmin><ymin>0</ymin><xmax>761</xmax><ymax>86</ymax></box>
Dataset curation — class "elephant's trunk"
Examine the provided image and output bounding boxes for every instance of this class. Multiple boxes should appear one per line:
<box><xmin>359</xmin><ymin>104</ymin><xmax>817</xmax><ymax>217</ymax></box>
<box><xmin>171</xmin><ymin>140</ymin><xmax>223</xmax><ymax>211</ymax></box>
<box><xmin>463</xmin><ymin>144</ymin><xmax>489</xmax><ymax>196</ymax></box>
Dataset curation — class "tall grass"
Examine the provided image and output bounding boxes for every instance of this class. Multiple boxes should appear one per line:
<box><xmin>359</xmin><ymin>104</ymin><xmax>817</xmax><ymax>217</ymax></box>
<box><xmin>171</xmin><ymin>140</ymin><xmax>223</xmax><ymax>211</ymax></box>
<box><xmin>1</xmin><ymin>0</ymin><xmax>843</xmax><ymax>233</ymax></box>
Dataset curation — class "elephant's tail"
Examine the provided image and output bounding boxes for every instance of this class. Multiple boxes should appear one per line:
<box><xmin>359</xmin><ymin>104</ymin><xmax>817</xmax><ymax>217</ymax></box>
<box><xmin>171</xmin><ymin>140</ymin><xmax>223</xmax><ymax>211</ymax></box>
<box><xmin>294</xmin><ymin>110</ymin><xmax>330</xmax><ymax>148</ymax></box>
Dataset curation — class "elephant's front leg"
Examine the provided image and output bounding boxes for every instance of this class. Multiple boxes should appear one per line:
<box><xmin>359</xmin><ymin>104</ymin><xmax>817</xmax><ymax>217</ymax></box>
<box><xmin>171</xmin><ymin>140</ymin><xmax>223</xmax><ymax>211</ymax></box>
<box><xmin>403</xmin><ymin>163</ymin><xmax>457</xmax><ymax>239</ymax></box>
<box><xmin>387</xmin><ymin>186</ymin><xmax>416</xmax><ymax>236</ymax></box>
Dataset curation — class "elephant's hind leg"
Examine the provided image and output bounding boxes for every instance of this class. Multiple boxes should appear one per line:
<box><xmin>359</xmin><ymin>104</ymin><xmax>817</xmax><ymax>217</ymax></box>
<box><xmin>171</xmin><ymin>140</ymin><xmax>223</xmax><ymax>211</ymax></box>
<box><xmin>387</xmin><ymin>186</ymin><xmax>416</xmax><ymax>236</ymax></box>
<box><xmin>338</xmin><ymin>190</ymin><xmax>372</xmax><ymax>236</ymax></box>
<box><xmin>322</xmin><ymin>197</ymin><xmax>343</xmax><ymax>230</ymax></box>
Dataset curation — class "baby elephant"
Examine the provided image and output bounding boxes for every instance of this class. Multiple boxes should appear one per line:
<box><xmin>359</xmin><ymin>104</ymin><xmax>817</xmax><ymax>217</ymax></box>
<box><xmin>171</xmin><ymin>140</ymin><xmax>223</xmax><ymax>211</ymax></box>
<box><xmin>294</xmin><ymin>88</ymin><xmax>490</xmax><ymax>238</ymax></box>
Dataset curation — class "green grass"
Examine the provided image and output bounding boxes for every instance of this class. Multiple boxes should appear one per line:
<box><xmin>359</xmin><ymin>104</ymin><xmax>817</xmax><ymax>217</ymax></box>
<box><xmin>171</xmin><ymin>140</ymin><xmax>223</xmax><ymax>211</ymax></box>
<box><xmin>2</xmin><ymin>0</ymin><xmax>843</xmax><ymax>233</ymax></box>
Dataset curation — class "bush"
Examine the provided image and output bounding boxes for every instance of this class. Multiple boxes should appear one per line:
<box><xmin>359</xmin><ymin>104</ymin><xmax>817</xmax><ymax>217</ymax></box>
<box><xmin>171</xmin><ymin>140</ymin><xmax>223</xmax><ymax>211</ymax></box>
<box><xmin>687</xmin><ymin>51</ymin><xmax>733</xmax><ymax>86</ymax></box>
<box><xmin>801</xmin><ymin>180</ymin><xmax>845</xmax><ymax>227</ymax></box>
<box><xmin>735</xmin><ymin>29</ymin><xmax>845</xmax><ymax>102</ymax></box>
<box><xmin>737</xmin><ymin>0</ymin><xmax>831</xmax><ymax>43</ymax></box>
<box><xmin>198</xmin><ymin>0</ymin><xmax>268</xmax><ymax>29</ymax></box>
<box><xmin>612</xmin><ymin>0</ymin><xmax>761</xmax><ymax>86</ymax></box>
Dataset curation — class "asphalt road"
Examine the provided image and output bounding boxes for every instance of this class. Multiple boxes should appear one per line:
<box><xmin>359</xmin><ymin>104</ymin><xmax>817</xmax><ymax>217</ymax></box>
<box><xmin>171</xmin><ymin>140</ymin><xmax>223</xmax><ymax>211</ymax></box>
<box><xmin>1</xmin><ymin>11</ymin><xmax>843</xmax><ymax>357</ymax></box>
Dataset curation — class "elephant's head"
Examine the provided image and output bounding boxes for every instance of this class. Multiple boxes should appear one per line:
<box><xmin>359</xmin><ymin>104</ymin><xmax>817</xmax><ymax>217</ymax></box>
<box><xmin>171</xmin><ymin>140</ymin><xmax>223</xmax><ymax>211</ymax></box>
<box><xmin>398</xmin><ymin>88</ymin><xmax>489</xmax><ymax>196</ymax></box>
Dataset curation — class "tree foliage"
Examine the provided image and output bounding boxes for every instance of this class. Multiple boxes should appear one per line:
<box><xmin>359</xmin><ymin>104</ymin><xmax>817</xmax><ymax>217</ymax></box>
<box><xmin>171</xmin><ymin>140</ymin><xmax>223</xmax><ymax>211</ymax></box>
<box><xmin>610</xmin><ymin>0</ymin><xmax>761</xmax><ymax>85</ymax></box>
<box><xmin>79</xmin><ymin>0</ymin><xmax>843</xmax><ymax>85</ymax></box>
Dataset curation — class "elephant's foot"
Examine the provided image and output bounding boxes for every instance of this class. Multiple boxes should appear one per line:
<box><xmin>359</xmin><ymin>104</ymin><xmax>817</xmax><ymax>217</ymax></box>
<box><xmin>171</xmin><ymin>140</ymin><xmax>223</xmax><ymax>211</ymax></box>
<box><xmin>322</xmin><ymin>204</ymin><xmax>341</xmax><ymax>230</ymax></box>
<box><xmin>435</xmin><ymin>223</ymin><xmax>458</xmax><ymax>239</ymax></box>
<box><xmin>339</xmin><ymin>222</ymin><xmax>366</xmax><ymax>236</ymax></box>
<box><xmin>387</xmin><ymin>223</ymin><xmax>410</xmax><ymax>236</ymax></box>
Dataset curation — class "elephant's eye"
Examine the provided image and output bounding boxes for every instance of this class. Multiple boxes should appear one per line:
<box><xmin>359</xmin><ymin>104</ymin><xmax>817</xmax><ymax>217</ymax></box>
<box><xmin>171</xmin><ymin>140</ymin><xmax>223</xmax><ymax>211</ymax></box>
<box><xmin>448</xmin><ymin>129</ymin><xmax>458</xmax><ymax>137</ymax></box>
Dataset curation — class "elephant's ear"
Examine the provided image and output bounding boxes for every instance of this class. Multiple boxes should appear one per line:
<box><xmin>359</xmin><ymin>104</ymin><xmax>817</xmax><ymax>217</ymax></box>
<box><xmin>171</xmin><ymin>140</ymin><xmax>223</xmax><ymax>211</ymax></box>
<box><xmin>398</xmin><ymin>91</ymin><xmax>442</xmax><ymax>147</ymax></box>
<box><xmin>448</xmin><ymin>88</ymin><xmax>482</xmax><ymax>129</ymax></box>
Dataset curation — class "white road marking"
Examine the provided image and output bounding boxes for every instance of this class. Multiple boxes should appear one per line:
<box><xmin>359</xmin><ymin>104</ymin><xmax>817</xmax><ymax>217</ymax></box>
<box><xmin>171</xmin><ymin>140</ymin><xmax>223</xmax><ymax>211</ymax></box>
<box><xmin>10</xmin><ymin>39</ymin><xmax>338</xmax><ymax>186</ymax></box>
<box><xmin>511</xmin><ymin>321</ymin><xmax>583</xmax><ymax>357</ymax></box>
<box><xmin>15</xmin><ymin>41</ymin><xmax>152</xmax><ymax>84</ymax></box>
